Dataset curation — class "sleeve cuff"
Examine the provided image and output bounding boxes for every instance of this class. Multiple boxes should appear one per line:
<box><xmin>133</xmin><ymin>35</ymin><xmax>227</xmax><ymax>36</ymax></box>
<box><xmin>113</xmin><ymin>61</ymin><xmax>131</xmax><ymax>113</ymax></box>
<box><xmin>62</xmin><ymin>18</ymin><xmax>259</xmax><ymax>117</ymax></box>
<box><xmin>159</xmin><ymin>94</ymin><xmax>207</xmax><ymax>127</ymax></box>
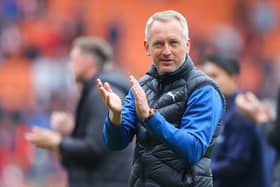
<box><xmin>144</xmin><ymin>112</ymin><xmax>160</xmax><ymax>127</ymax></box>
<box><xmin>105</xmin><ymin>115</ymin><xmax>122</xmax><ymax>131</ymax></box>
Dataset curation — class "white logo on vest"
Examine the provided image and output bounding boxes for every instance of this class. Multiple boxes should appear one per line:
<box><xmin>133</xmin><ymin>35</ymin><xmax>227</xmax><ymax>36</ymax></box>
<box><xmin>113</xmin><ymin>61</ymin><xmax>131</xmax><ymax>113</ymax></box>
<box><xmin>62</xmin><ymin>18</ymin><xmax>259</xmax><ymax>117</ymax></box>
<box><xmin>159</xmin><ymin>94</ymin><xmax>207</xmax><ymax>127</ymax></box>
<box><xmin>167</xmin><ymin>91</ymin><xmax>176</xmax><ymax>103</ymax></box>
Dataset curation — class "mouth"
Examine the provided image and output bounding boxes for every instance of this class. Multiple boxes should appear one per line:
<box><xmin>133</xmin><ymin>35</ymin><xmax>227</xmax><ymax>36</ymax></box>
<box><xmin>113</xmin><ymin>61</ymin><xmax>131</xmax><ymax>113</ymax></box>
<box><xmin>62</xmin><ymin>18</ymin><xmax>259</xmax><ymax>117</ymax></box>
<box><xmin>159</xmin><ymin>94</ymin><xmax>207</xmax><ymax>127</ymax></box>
<box><xmin>160</xmin><ymin>59</ymin><xmax>173</xmax><ymax>65</ymax></box>
<box><xmin>159</xmin><ymin>59</ymin><xmax>173</xmax><ymax>62</ymax></box>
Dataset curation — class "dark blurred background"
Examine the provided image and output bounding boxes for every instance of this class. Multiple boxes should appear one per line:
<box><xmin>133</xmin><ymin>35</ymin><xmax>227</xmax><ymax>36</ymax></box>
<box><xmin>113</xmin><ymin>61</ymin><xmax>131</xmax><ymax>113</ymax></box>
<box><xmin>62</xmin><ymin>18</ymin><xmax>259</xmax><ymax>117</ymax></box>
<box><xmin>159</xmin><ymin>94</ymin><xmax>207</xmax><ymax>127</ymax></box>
<box><xmin>0</xmin><ymin>0</ymin><xmax>279</xmax><ymax>186</ymax></box>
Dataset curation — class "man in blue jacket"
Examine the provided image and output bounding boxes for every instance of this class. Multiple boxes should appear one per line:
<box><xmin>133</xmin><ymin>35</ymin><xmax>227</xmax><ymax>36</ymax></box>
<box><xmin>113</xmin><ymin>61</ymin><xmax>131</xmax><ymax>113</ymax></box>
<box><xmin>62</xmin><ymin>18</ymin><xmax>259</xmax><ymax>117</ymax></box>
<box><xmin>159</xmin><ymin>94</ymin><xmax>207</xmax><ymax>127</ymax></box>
<box><xmin>97</xmin><ymin>10</ymin><xmax>224</xmax><ymax>187</ymax></box>
<box><xmin>202</xmin><ymin>54</ymin><xmax>271</xmax><ymax>187</ymax></box>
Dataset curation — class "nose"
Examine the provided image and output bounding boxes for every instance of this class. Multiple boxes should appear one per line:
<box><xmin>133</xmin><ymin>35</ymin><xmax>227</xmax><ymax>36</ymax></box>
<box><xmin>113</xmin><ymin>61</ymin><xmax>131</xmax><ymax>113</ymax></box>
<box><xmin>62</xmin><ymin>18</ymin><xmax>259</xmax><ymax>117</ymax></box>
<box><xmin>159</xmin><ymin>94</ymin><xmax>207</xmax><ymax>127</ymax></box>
<box><xmin>162</xmin><ymin>44</ymin><xmax>171</xmax><ymax>56</ymax></box>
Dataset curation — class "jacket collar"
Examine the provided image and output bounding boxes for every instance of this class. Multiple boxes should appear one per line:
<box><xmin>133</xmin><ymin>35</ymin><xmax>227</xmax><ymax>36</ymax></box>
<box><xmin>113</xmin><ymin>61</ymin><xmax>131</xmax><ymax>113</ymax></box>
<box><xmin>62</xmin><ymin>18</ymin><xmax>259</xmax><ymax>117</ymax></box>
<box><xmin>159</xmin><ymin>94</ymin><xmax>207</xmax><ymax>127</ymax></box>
<box><xmin>146</xmin><ymin>55</ymin><xmax>194</xmax><ymax>83</ymax></box>
<box><xmin>225</xmin><ymin>91</ymin><xmax>239</xmax><ymax>110</ymax></box>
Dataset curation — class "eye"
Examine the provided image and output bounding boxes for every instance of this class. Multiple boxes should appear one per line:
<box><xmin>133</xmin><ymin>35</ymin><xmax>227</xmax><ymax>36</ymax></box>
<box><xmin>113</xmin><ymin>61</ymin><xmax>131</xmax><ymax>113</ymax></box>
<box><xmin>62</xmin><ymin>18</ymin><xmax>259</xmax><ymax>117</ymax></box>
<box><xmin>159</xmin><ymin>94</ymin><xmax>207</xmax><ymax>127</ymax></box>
<box><xmin>210</xmin><ymin>74</ymin><xmax>218</xmax><ymax>79</ymax></box>
<box><xmin>170</xmin><ymin>40</ymin><xmax>179</xmax><ymax>47</ymax></box>
<box><xmin>152</xmin><ymin>41</ymin><xmax>163</xmax><ymax>48</ymax></box>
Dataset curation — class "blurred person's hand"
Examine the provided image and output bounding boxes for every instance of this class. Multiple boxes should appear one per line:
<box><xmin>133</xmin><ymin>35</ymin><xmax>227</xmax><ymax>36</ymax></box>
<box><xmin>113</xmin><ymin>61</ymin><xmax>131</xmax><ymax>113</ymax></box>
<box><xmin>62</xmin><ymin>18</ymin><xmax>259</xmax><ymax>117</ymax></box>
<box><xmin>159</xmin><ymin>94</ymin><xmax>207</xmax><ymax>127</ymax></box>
<box><xmin>51</xmin><ymin>111</ymin><xmax>74</xmax><ymax>136</ymax></box>
<box><xmin>236</xmin><ymin>92</ymin><xmax>272</xmax><ymax>125</ymax></box>
<box><xmin>25</xmin><ymin>127</ymin><xmax>62</xmax><ymax>154</ymax></box>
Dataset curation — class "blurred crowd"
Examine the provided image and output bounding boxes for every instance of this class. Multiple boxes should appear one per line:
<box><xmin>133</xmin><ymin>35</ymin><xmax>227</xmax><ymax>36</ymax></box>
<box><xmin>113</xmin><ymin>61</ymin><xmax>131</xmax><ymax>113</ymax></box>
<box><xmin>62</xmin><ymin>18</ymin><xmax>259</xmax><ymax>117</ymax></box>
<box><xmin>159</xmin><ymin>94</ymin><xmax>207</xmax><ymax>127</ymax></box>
<box><xmin>0</xmin><ymin>0</ymin><xmax>279</xmax><ymax>187</ymax></box>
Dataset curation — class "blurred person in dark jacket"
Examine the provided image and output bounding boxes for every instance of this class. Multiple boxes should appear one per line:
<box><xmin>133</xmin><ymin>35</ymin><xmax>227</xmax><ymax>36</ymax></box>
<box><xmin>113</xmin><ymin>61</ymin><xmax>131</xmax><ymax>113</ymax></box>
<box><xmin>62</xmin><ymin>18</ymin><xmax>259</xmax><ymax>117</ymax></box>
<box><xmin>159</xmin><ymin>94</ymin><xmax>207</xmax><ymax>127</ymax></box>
<box><xmin>236</xmin><ymin>88</ymin><xmax>280</xmax><ymax>187</ymax></box>
<box><xmin>202</xmin><ymin>54</ymin><xmax>271</xmax><ymax>187</ymax></box>
<box><xmin>26</xmin><ymin>36</ymin><xmax>132</xmax><ymax>187</ymax></box>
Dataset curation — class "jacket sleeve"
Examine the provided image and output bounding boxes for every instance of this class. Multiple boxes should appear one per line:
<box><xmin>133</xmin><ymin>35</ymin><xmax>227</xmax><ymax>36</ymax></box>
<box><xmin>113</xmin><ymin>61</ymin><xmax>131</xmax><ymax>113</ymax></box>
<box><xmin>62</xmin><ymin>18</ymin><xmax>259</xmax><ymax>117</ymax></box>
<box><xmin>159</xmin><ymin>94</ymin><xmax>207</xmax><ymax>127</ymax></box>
<box><xmin>59</xmin><ymin>86</ymin><xmax>126</xmax><ymax>166</ymax></box>
<box><xmin>103</xmin><ymin>90</ymin><xmax>137</xmax><ymax>150</ymax></box>
<box><xmin>145</xmin><ymin>85</ymin><xmax>223</xmax><ymax>164</ymax></box>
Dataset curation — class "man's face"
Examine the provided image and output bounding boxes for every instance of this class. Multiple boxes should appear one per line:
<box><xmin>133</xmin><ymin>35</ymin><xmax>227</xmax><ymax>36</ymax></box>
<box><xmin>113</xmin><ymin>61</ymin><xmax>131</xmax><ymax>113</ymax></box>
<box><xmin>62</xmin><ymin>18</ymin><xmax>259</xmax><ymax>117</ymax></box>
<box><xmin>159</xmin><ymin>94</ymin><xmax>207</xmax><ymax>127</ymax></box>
<box><xmin>202</xmin><ymin>62</ymin><xmax>237</xmax><ymax>96</ymax></box>
<box><xmin>68</xmin><ymin>47</ymin><xmax>92</xmax><ymax>82</ymax></box>
<box><xmin>144</xmin><ymin>18</ymin><xmax>190</xmax><ymax>74</ymax></box>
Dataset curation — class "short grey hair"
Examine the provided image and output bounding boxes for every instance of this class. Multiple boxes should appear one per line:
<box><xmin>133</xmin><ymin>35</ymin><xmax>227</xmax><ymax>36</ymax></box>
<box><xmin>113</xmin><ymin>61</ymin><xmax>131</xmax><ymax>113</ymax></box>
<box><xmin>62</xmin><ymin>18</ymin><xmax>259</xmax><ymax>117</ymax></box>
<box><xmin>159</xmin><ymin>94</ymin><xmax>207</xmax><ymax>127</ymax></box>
<box><xmin>144</xmin><ymin>10</ymin><xmax>189</xmax><ymax>42</ymax></box>
<box><xmin>73</xmin><ymin>36</ymin><xmax>114</xmax><ymax>66</ymax></box>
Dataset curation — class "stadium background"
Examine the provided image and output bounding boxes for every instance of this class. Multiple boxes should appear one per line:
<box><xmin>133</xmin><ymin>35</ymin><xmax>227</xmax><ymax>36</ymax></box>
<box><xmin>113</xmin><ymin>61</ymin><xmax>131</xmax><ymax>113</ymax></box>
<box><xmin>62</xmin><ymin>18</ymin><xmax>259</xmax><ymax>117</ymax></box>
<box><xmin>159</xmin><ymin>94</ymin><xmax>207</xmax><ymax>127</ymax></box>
<box><xmin>0</xmin><ymin>0</ymin><xmax>279</xmax><ymax>186</ymax></box>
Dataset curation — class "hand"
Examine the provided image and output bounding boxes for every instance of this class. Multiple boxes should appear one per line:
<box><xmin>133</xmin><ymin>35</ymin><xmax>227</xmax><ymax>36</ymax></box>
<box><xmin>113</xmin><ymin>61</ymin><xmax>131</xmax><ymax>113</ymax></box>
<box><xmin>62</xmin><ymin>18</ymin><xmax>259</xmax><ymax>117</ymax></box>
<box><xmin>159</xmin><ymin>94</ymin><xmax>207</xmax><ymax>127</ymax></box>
<box><xmin>51</xmin><ymin>111</ymin><xmax>74</xmax><ymax>136</ymax></box>
<box><xmin>129</xmin><ymin>75</ymin><xmax>150</xmax><ymax>119</ymax></box>
<box><xmin>25</xmin><ymin>127</ymin><xmax>62</xmax><ymax>153</ymax></box>
<box><xmin>97</xmin><ymin>78</ymin><xmax>122</xmax><ymax>124</ymax></box>
<box><xmin>236</xmin><ymin>92</ymin><xmax>271</xmax><ymax>124</ymax></box>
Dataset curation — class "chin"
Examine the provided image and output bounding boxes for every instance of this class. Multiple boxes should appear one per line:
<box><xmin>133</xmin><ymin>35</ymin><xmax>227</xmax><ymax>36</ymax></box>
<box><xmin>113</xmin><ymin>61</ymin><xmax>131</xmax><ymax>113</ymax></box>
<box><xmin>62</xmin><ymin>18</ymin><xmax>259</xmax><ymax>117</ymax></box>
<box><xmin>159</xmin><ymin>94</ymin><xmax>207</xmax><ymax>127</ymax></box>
<box><xmin>159</xmin><ymin>68</ymin><xmax>175</xmax><ymax>74</ymax></box>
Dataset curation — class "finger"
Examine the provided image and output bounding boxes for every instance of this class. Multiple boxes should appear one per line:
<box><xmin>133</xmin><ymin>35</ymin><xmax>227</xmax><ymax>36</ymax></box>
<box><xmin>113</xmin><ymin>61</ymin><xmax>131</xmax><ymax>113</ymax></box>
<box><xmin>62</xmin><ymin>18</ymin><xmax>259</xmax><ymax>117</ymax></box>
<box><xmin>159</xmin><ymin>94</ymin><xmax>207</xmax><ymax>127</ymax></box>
<box><xmin>246</xmin><ymin>92</ymin><xmax>263</xmax><ymax>108</ymax></box>
<box><xmin>32</xmin><ymin>126</ymin><xmax>43</xmax><ymax>133</ymax></box>
<box><xmin>129</xmin><ymin>75</ymin><xmax>140</xmax><ymax>93</ymax></box>
<box><xmin>244</xmin><ymin>92</ymin><xmax>254</xmax><ymax>101</ymax></box>
<box><xmin>236</xmin><ymin>94</ymin><xmax>254</xmax><ymax>114</ymax></box>
<box><xmin>97</xmin><ymin>79</ymin><xmax>108</xmax><ymax>100</ymax></box>
<box><xmin>25</xmin><ymin>131</ymin><xmax>41</xmax><ymax>143</ymax></box>
<box><xmin>129</xmin><ymin>76</ymin><xmax>148</xmax><ymax>107</ymax></box>
<box><xmin>52</xmin><ymin>111</ymin><xmax>60</xmax><ymax>116</ymax></box>
<box><xmin>97</xmin><ymin>78</ymin><xmax>103</xmax><ymax>88</ymax></box>
<box><xmin>106</xmin><ymin>94</ymin><xmax>111</xmax><ymax>107</ymax></box>
<box><xmin>246</xmin><ymin>92</ymin><xmax>259</xmax><ymax>103</ymax></box>
<box><xmin>51</xmin><ymin>114</ymin><xmax>65</xmax><ymax>128</ymax></box>
<box><xmin>133</xmin><ymin>84</ymin><xmax>145</xmax><ymax>103</ymax></box>
<box><xmin>129</xmin><ymin>75</ymin><xmax>138</xmax><ymax>87</ymax></box>
<box><xmin>98</xmin><ymin>84</ymin><xmax>105</xmax><ymax>94</ymax></box>
<box><xmin>104</xmin><ymin>82</ymin><xmax>113</xmax><ymax>93</ymax></box>
<box><xmin>25</xmin><ymin>132</ymin><xmax>34</xmax><ymax>141</ymax></box>
<box><xmin>97</xmin><ymin>79</ymin><xmax>106</xmax><ymax>93</ymax></box>
<box><xmin>129</xmin><ymin>75</ymin><xmax>137</xmax><ymax>95</ymax></box>
<box><xmin>52</xmin><ymin>112</ymin><xmax>61</xmax><ymax>120</ymax></box>
<box><xmin>235</xmin><ymin>95</ymin><xmax>243</xmax><ymax>105</ymax></box>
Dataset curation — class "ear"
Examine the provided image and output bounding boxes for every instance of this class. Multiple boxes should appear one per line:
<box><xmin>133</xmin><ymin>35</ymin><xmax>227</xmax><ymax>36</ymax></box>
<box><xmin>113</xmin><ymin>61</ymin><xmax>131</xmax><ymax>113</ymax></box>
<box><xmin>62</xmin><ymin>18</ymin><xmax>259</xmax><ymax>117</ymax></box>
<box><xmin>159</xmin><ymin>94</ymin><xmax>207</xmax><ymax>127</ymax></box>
<box><xmin>232</xmin><ymin>74</ymin><xmax>239</xmax><ymax>84</ymax></box>
<box><xmin>144</xmin><ymin>41</ymin><xmax>150</xmax><ymax>56</ymax></box>
<box><xmin>185</xmin><ymin>39</ymin><xmax>191</xmax><ymax>54</ymax></box>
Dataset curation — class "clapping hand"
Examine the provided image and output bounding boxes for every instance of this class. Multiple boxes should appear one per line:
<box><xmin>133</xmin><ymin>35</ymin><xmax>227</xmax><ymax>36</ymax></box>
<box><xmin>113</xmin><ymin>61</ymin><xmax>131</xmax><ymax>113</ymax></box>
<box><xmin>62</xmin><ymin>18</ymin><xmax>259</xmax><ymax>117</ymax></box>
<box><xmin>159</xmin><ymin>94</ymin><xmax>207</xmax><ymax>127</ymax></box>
<box><xmin>129</xmin><ymin>75</ymin><xmax>150</xmax><ymax>119</ymax></box>
<box><xmin>97</xmin><ymin>78</ymin><xmax>123</xmax><ymax>125</ymax></box>
<box><xmin>25</xmin><ymin>127</ymin><xmax>62</xmax><ymax>154</ymax></box>
<box><xmin>51</xmin><ymin>111</ymin><xmax>74</xmax><ymax>136</ymax></box>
